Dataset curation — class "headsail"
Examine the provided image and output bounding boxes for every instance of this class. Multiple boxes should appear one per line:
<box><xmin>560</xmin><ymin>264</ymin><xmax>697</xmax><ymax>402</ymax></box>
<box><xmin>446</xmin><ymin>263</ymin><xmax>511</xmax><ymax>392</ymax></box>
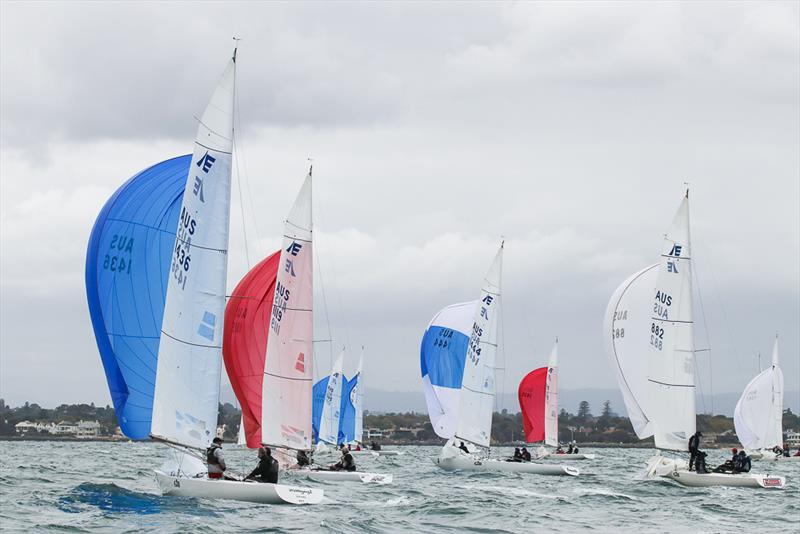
<box><xmin>734</xmin><ymin>335</ymin><xmax>783</xmax><ymax>450</ymax></box>
<box><xmin>454</xmin><ymin>243</ymin><xmax>503</xmax><ymax>448</ymax></box>
<box><xmin>151</xmin><ymin>52</ymin><xmax>237</xmax><ymax>449</ymax></box>
<box><xmin>86</xmin><ymin>155</ymin><xmax>189</xmax><ymax>439</ymax></box>
<box><xmin>518</xmin><ymin>341</ymin><xmax>558</xmax><ymax>446</ymax></box>
<box><xmin>260</xmin><ymin>169</ymin><xmax>314</xmax><ymax>451</ymax></box>
<box><xmin>318</xmin><ymin>350</ymin><xmax>345</xmax><ymax>446</ymax></box>
<box><xmin>222</xmin><ymin>251</ymin><xmax>280</xmax><ymax>448</ymax></box>
<box><xmin>420</xmin><ymin>301</ymin><xmax>475</xmax><ymax>438</ymax></box>
<box><xmin>603</xmin><ymin>264</ymin><xmax>658</xmax><ymax>439</ymax></box>
<box><xmin>648</xmin><ymin>194</ymin><xmax>696</xmax><ymax>451</ymax></box>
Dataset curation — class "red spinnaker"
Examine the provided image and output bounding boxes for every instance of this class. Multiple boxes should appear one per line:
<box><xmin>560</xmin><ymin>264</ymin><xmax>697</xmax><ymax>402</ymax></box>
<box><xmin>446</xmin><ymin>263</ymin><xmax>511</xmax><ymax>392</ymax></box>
<box><xmin>222</xmin><ymin>251</ymin><xmax>280</xmax><ymax>448</ymax></box>
<box><xmin>518</xmin><ymin>367</ymin><xmax>547</xmax><ymax>443</ymax></box>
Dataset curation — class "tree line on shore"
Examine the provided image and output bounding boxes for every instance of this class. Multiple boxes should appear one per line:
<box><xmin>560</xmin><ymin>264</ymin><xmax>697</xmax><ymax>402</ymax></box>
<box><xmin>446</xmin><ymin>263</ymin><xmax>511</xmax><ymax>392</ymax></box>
<box><xmin>3</xmin><ymin>398</ymin><xmax>799</xmax><ymax>446</ymax></box>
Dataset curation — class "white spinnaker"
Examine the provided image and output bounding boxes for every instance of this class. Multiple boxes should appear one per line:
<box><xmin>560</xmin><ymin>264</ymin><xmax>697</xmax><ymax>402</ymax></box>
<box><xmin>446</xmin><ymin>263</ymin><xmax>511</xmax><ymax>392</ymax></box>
<box><xmin>544</xmin><ymin>341</ymin><xmax>559</xmax><ymax>448</ymax></box>
<box><xmin>421</xmin><ymin>301</ymin><xmax>477</xmax><ymax>439</ymax></box>
<box><xmin>353</xmin><ymin>348</ymin><xmax>364</xmax><ymax>444</ymax></box>
<box><xmin>648</xmin><ymin>194</ymin><xmax>696</xmax><ymax>451</ymax></box>
<box><xmin>454</xmin><ymin>243</ymin><xmax>503</xmax><ymax>449</ymax></box>
<box><xmin>318</xmin><ymin>349</ymin><xmax>345</xmax><ymax>445</ymax></box>
<box><xmin>603</xmin><ymin>264</ymin><xmax>658</xmax><ymax>439</ymax></box>
<box><xmin>152</xmin><ymin>53</ymin><xmax>236</xmax><ymax>449</ymax></box>
<box><xmin>260</xmin><ymin>170</ymin><xmax>314</xmax><ymax>452</ymax></box>
<box><xmin>734</xmin><ymin>335</ymin><xmax>783</xmax><ymax>450</ymax></box>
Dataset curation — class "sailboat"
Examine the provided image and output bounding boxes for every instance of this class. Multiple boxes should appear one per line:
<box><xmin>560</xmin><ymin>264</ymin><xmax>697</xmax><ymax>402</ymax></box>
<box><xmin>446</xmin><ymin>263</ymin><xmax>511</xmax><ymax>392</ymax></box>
<box><xmin>423</xmin><ymin>242</ymin><xmax>579</xmax><ymax>476</ymax></box>
<box><xmin>605</xmin><ymin>192</ymin><xmax>785</xmax><ymax>489</ymax></box>
<box><xmin>223</xmin><ymin>168</ymin><xmax>392</xmax><ymax>485</ymax></box>
<box><xmin>734</xmin><ymin>335</ymin><xmax>795</xmax><ymax>462</ymax></box>
<box><xmin>88</xmin><ymin>48</ymin><xmax>321</xmax><ymax>504</ymax></box>
<box><xmin>518</xmin><ymin>340</ymin><xmax>596</xmax><ymax>461</ymax></box>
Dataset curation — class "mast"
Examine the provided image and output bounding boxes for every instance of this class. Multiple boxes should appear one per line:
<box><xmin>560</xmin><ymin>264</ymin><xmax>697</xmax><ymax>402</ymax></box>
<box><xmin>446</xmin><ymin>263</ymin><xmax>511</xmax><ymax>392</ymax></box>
<box><xmin>151</xmin><ymin>50</ymin><xmax>237</xmax><ymax>450</ymax></box>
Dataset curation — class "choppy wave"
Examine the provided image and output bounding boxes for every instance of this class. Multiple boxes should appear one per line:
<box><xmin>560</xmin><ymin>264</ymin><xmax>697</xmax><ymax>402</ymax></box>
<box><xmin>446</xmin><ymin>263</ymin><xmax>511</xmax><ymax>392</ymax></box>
<box><xmin>0</xmin><ymin>442</ymin><xmax>797</xmax><ymax>533</ymax></box>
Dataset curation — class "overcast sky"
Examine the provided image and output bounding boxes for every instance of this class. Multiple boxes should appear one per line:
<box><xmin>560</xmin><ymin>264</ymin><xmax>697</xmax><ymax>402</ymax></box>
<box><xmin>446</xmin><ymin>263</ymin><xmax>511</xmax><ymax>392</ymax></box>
<box><xmin>1</xmin><ymin>1</ymin><xmax>798</xmax><ymax>413</ymax></box>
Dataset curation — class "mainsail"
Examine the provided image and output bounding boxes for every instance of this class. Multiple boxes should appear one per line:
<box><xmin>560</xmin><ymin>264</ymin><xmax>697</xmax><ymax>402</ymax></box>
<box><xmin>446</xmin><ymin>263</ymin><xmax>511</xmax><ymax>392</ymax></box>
<box><xmin>222</xmin><ymin>251</ymin><xmax>280</xmax><ymax>448</ymax></box>
<box><xmin>260</xmin><ymin>170</ymin><xmax>314</xmax><ymax>451</ymax></box>
<box><xmin>603</xmin><ymin>264</ymin><xmax>658</xmax><ymax>439</ymax></box>
<box><xmin>648</xmin><ymin>194</ymin><xmax>696</xmax><ymax>451</ymax></box>
<box><xmin>151</xmin><ymin>52</ymin><xmax>237</xmax><ymax>449</ymax></box>
<box><xmin>86</xmin><ymin>155</ymin><xmax>189</xmax><ymax>439</ymax></box>
<box><xmin>734</xmin><ymin>335</ymin><xmax>784</xmax><ymax>450</ymax></box>
<box><xmin>454</xmin><ymin>243</ymin><xmax>503</xmax><ymax>448</ymax></box>
<box><xmin>518</xmin><ymin>341</ymin><xmax>558</xmax><ymax>447</ymax></box>
<box><xmin>420</xmin><ymin>301</ymin><xmax>475</xmax><ymax>438</ymax></box>
<box><xmin>318</xmin><ymin>350</ymin><xmax>345</xmax><ymax>445</ymax></box>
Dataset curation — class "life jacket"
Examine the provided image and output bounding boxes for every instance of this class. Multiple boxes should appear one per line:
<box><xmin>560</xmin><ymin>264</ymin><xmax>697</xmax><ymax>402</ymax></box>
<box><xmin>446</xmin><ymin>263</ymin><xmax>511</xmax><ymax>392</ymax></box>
<box><xmin>206</xmin><ymin>445</ymin><xmax>221</xmax><ymax>465</ymax></box>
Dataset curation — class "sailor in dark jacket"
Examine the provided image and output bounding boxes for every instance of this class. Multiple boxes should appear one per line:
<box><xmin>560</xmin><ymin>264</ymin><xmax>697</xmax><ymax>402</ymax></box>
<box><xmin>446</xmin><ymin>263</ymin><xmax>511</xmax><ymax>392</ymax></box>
<box><xmin>688</xmin><ymin>431</ymin><xmax>702</xmax><ymax>471</ymax></box>
<box><xmin>246</xmin><ymin>447</ymin><xmax>279</xmax><ymax>483</ymax></box>
<box><xmin>330</xmin><ymin>447</ymin><xmax>357</xmax><ymax>472</ymax></box>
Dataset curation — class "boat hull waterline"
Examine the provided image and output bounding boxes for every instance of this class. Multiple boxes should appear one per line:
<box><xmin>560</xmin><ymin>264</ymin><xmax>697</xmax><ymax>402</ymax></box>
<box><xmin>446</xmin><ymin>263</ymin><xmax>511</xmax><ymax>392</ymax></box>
<box><xmin>154</xmin><ymin>471</ymin><xmax>324</xmax><ymax>504</ymax></box>
<box><xmin>434</xmin><ymin>456</ymin><xmax>579</xmax><ymax>476</ymax></box>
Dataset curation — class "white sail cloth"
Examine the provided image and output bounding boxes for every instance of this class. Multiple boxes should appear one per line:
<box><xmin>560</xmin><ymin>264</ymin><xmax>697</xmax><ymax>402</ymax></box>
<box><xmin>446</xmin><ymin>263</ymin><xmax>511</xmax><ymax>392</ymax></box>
<box><xmin>260</xmin><ymin>170</ymin><xmax>314</xmax><ymax>451</ymax></box>
<box><xmin>603</xmin><ymin>264</ymin><xmax>658</xmax><ymax>439</ymax></box>
<box><xmin>734</xmin><ymin>336</ymin><xmax>783</xmax><ymax>450</ymax></box>
<box><xmin>454</xmin><ymin>243</ymin><xmax>503</xmax><ymax>448</ymax></box>
<box><xmin>648</xmin><ymin>195</ymin><xmax>696</xmax><ymax>451</ymax></box>
<box><xmin>152</xmin><ymin>54</ymin><xmax>236</xmax><ymax>449</ymax></box>
<box><xmin>544</xmin><ymin>342</ymin><xmax>558</xmax><ymax>448</ymax></box>
<box><xmin>318</xmin><ymin>350</ymin><xmax>345</xmax><ymax>445</ymax></box>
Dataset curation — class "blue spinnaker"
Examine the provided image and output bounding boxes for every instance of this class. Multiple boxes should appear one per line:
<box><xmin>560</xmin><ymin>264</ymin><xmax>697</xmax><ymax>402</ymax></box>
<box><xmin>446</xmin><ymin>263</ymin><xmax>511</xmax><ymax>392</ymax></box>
<box><xmin>338</xmin><ymin>374</ymin><xmax>358</xmax><ymax>444</ymax></box>
<box><xmin>312</xmin><ymin>376</ymin><xmax>329</xmax><ymax>443</ymax></box>
<box><xmin>85</xmin><ymin>155</ymin><xmax>190</xmax><ymax>439</ymax></box>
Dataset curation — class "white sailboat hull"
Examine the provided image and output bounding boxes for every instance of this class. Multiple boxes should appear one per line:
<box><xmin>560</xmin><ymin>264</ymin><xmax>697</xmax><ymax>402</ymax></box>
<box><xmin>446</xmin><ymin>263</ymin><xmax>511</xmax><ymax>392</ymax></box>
<box><xmin>154</xmin><ymin>471</ymin><xmax>324</xmax><ymax>504</ymax></box>
<box><xmin>663</xmin><ymin>470</ymin><xmax>786</xmax><ymax>489</ymax></box>
<box><xmin>768</xmin><ymin>455</ymin><xmax>800</xmax><ymax>462</ymax></box>
<box><xmin>289</xmin><ymin>467</ymin><xmax>393</xmax><ymax>484</ymax></box>
<box><xmin>350</xmin><ymin>450</ymin><xmax>380</xmax><ymax>457</ymax></box>
<box><xmin>434</xmin><ymin>456</ymin><xmax>579</xmax><ymax>476</ymax></box>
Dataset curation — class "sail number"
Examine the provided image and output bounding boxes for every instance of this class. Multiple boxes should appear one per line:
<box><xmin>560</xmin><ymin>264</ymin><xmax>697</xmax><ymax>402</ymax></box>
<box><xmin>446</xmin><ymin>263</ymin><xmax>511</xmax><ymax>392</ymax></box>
<box><xmin>102</xmin><ymin>234</ymin><xmax>133</xmax><ymax>275</ymax></box>
<box><xmin>434</xmin><ymin>328</ymin><xmax>454</xmax><ymax>348</ymax></box>
<box><xmin>171</xmin><ymin>207</ymin><xmax>197</xmax><ymax>290</ymax></box>
<box><xmin>270</xmin><ymin>281</ymin><xmax>291</xmax><ymax>335</ymax></box>
<box><xmin>650</xmin><ymin>323</ymin><xmax>664</xmax><ymax>350</ymax></box>
<box><xmin>468</xmin><ymin>323</ymin><xmax>483</xmax><ymax>364</ymax></box>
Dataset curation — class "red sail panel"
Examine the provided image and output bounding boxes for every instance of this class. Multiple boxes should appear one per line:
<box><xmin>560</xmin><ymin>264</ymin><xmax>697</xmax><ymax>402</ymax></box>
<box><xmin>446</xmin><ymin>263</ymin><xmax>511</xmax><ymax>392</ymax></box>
<box><xmin>518</xmin><ymin>367</ymin><xmax>547</xmax><ymax>443</ymax></box>
<box><xmin>223</xmin><ymin>251</ymin><xmax>280</xmax><ymax>448</ymax></box>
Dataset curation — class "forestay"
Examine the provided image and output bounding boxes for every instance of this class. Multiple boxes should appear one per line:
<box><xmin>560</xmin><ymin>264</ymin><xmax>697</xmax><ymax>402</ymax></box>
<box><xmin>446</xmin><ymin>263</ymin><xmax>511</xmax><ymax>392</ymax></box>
<box><xmin>734</xmin><ymin>335</ymin><xmax>783</xmax><ymax>450</ymax></box>
<box><xmin>260</xmin><ymin>170</ymin><xmax>314</xmax><ymax>452</ymax></box>
<box><xmin>454</xmin><ymin>243</ymin><xmax>503</xmax><ymax>449</ymax></box>
<box><xmin>86</xmin><ymin>155</ymin><xmax>189</xmax><ymax>439</ymax></box>
<box><xmin>420</xmin><ymin>301</ymin><xmax>475</xmax><ymax>438</ymax></box>
<box><xmin>318</xmin><ymin>350</ymin><xmax>345</xmax><ymax>445</ymax></box>
<box><xmin>151</xmin><ymin>53</ymin><xmax>236</xmax><ymax>449</ymax></box>
<box><xmin>603</xmin><ymin>264</ymin><xmax>658</xmax><ymax>439</ymax></box>
<box><xmin>647</xmin><ymin>194</ymin><xmax>695</xmax><ymax>451</ymax></box>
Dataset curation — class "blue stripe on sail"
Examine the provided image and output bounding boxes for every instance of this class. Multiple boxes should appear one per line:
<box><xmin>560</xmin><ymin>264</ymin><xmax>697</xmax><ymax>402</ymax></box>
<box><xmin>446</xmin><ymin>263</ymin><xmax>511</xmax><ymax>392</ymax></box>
<box><xmin>420</xmin><ymin>325</ymin><xmax>469</xmax><ymax>389</ymax></box>
<box><xmin>85</xmin><ymin>155</ymin><xmax>190</xmax><ymax>440</ymax></box>
<box><xmin>312</xmin><ymin>376</ymin><xmax>329</xmax><ymax>443</ymax></box>
<box><xmin>338</xmin><ymin>374</ymin><xmax>358</xmax><ymax>444</ymax></box>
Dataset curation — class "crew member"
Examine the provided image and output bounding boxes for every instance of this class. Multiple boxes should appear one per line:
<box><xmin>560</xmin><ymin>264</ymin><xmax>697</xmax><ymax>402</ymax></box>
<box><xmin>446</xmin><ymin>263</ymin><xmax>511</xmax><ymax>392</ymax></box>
<box><xmin>734</xmin><ymin>450</ymin><xmax>751</xmax><ymax>473</ymax></box>
<box><xmin>509</xmin><ymin>447</ymin><xmax>522</xmax><ymax>462</ymax></box>
<box><xmin>695</xmin><ymin>450</ymin><xmax>709</xmax><ymax>474</ymax></box>
<box><xmin>206</xmin><ymin>437</ymin><xmax>226</xmax><ymax>480</ymax></box>
<box><xmin>521</xmin><ymin>447</ymin><xmax>532</xmax><ymax>461</ymax></box>
<box><xmin>688</xmin><ymin>430</ymin><xmax>702</xmax><ymax>471</ymax></box>
<box><xmin>371</xmin><ymin>441</ymin><xmax>382</xmax><ymax>451</ymax></box>
<box><xmin>246</xmin><ymin>447</ymin><xmax>279</xmax><ymax>483</ymax></box>
<box><xmin>458</xmin><ymin>441</ymin><xmax>470</xmax><ymax>454</ymax></box>
<box><xmin>331</xmin><ymin>446</ymin><xmax>357</xmax><ymax>471</ymax></box>
<box><xmin>714</xmin><ymin>447</ymin><xmax>738</xmax><ymax>473</ymax></box>
<box><xmin>567</xmin><ymin>443</ymin><xmax>574</xmax><ymax>454</ymax></box>
<box><xmin>296</xmin><ymin>449</ymin><xmax>311</xmax><ymax>467</ymax></box>
<box><xmin>556</xmin><ymin>445</ymin><xmax>565</xmax><ymax>454</ymax></box>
